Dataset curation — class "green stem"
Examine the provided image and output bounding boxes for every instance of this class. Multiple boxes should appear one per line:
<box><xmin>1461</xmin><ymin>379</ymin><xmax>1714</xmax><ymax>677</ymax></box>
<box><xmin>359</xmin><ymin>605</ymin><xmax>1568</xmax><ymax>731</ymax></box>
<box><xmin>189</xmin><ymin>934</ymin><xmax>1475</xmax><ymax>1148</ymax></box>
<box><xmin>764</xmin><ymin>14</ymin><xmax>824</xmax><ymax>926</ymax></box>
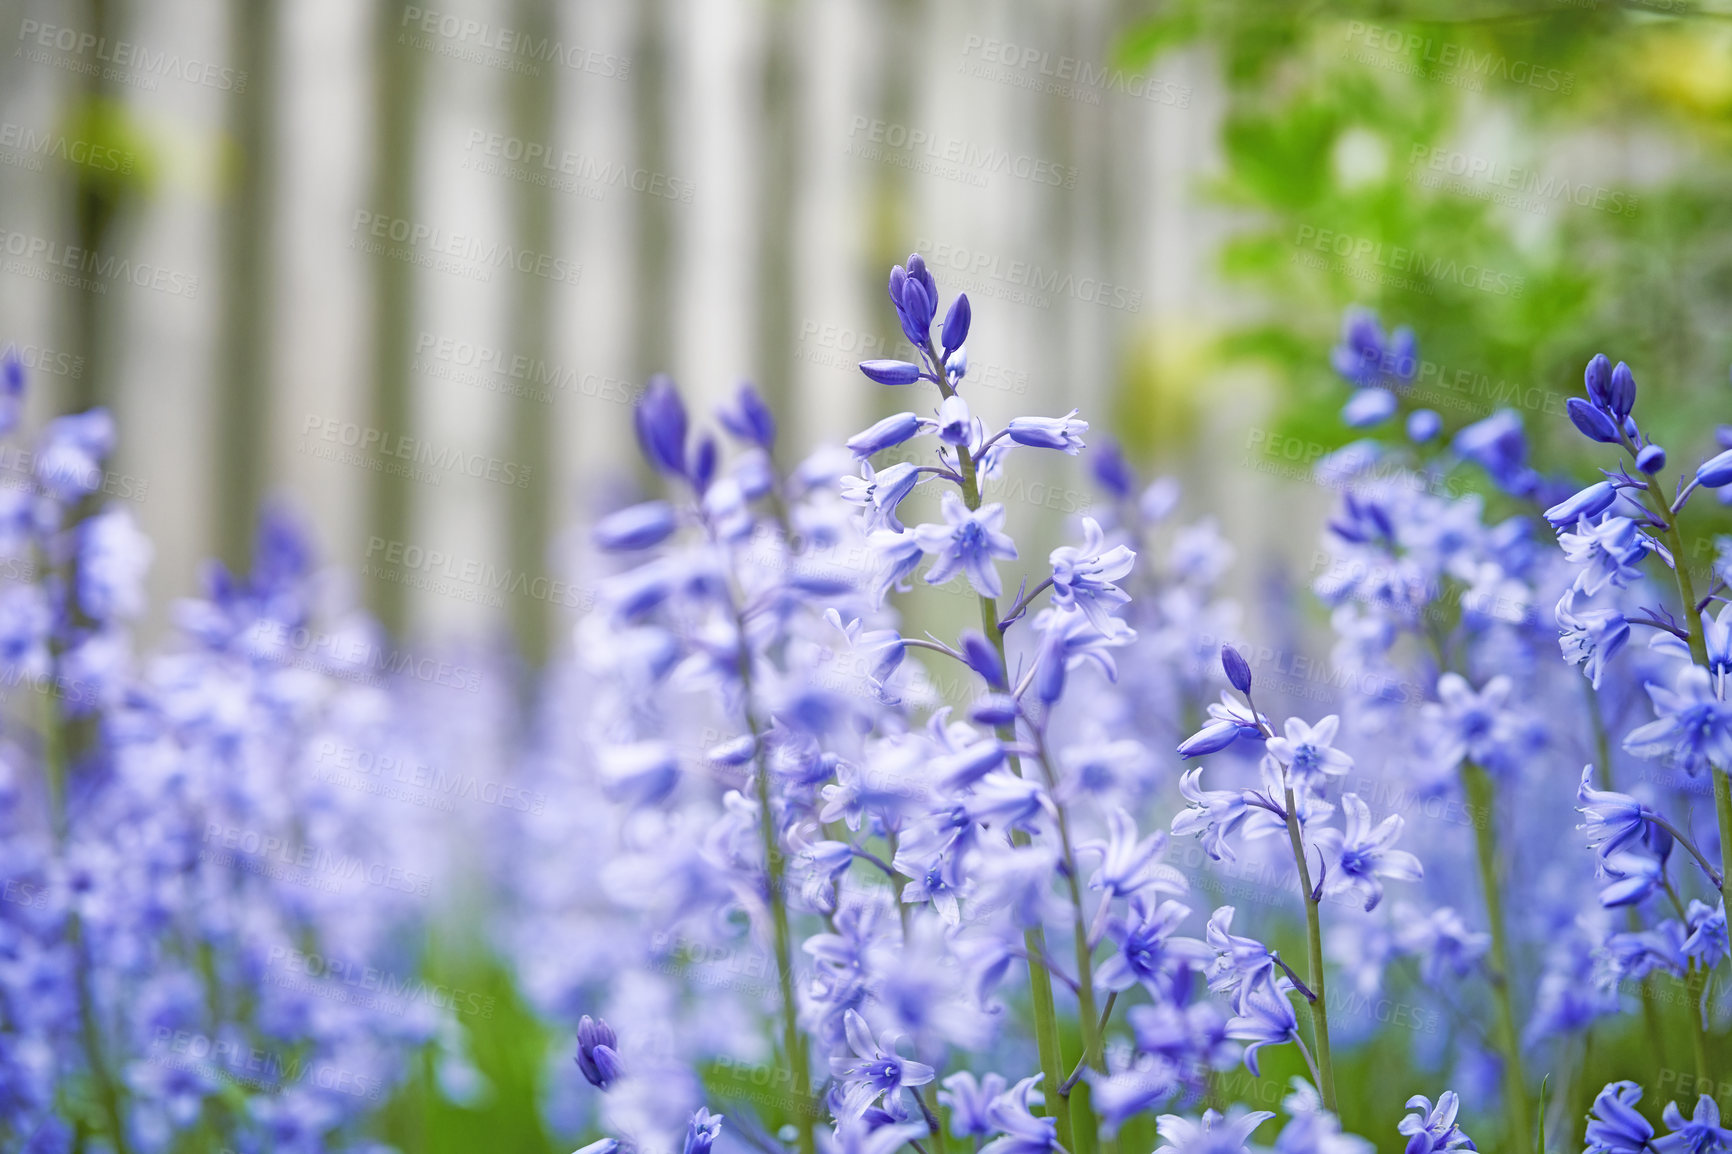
<box><xmin>1684</xmin><ymin>964</ymin><xmax>1711</xmax><ymax>1082</ymax></box>
<box><xmin>937</xmin><ymin>360</ymin><xmax>1075</xmax><ymax>1148</ymax></box>
<box><xmin>1462</xmin><ymin>762</ymin><xmax>1531</xmax><ymax>1150</ymax></box>
<box><xmin>1281</xmin><ymin>786</ymin><xmax>1337</xmax><ymax>1113</ymax></box>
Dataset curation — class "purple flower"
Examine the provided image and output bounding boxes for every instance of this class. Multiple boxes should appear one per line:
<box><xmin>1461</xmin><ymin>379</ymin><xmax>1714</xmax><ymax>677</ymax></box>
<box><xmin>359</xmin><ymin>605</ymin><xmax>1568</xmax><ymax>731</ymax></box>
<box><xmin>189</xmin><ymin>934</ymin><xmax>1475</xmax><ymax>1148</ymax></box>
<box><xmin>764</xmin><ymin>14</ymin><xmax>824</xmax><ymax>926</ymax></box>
<box><xmin>1584</xmin><ymin>352</ymin><xmax>1613</xmax><ymax>409</ymax></box>
<box><xmin>941</xmin><ymin>293</ymin><xmax>971</xmax><ymax>354</ymax></box>
<box><xmin>36</xmin><ymin>408</ymin><xmax>116</xmax><ymax>501</ymax></box>
<box><xmin>634</xmin><ymin>375</ymin><xmax>689</xmax><ymax>476</ymax></box>
<box><xmin>868</xmin><ymin>529</ymin><xmax>927</xmax><ymax>606</ymax></box>
<box><xmin>1657</xmin><ymin>1095</ymin><xmax>1732</xmax><ymax>1153</ymax></box>
<box><xmin>1171</xmin><ymin>769</ymin><xmax>1253</xmax><ymax>863</ymax></box>
<box><xmin>1543</xmin><ymin>481</ymin><xmax>1619</xmax><ymax>527</ymax></box>
<box><xmin>1683</xmin><ymin>899</ymin><xmax>1728</xmax><ymax>969</ymax></box>
<box><xmin>1155</xmin><ymin>1107</ymin><xmax>1276</xmax><ymax>1154</ymax></box>
<box><xmin>847</xmin><ymin>412</ymin><xmax>924</xmax><ymax>458</ymax></box>
<box><xmin>1031</xmin><ymin>606</ymin><xmax>1132</xmax><ymax>705</ymax></box>
<box><xmin>1095</xmin><ymin>897</ymin><xmax>1211</xmax><ymax>995</ymax></box>
<box><xmin>717</xmin><ymin>381</ymin><xmax>776</xmax><ymax>447</ymax></box>
<box><xmin>1265</xmin><ymin>715</ymin><xmax>1352</xmax><ymax>787</ymax></box>
<box><xmin>1399</xmin><ymin>1092</ymin><xmax>1476</xmax><ymax>1153</ymax></box>
<box><xmin>683</xmin><ymin>1108</ymin><xmax>723</xmax><ymax>1154</ymax></box>
<box><xmin>1048</xmin><ymin>517</ymin><xmax>1135</xmax><ymax>631</ymax></box>
<box><xmin>1343</xmin><ymin>387</ymin><xmax>1398</xmax><ymax>428</ymax></box>
<box><xmin>575</xmin><ymin>1015</ymin><xmax>622</xmax><ymax>1089</ymax></box>
<box><xmin>1624</xmin><ymin>664</ymin><xmax>1732</xmax><ymax>776</ymax></box>
<box><xmin>841</xmin><ymin>462</ymin><xmax>923</xmax><ymax>533</ymax></box>
<box><xmin>1006</xmin><ymin>410</ymin><xmax>1087</xmax><ymax>454</ymax></box>
<box><xmin>1225</xmin><ymin>970</ymin><xmax>1298</xmax><ymax>1075</ymax></box>
<box><xmin>594</xmin><ymin>501</ymin><xmax>678</xmax><ymax>551</ymax></box>
<box><xmin>1424</xmin><ymin>673</ymin><xmax>1519</xmax><ymax>774</ymax></box>
<box><xmin>1569</xmin><ymin>396</ymin><xmax>1623</xmax><ymax>444</ymax></box>
<box><xmin>936</xmin><ymin>395</ymin><xmax>974</xmax><ymax>447</ymax></box>
<box><xmin>912</xmin><ymin>492</ymin><xmax>1018</xmax><ymax>598</ymax></box>
<box><xmin>1202</xmin><ymin>905</ymin><xmax>1276</xmax><ymax>1001</ymax></box>
<box><xmin>830</xmin><ymin>1009</ymin><xmax>936</xmax><ymax>1121</ymax></box>
<box><xmin>979</xmin><ymin>1075</ymin><xmax>1059</xmax><ymax>1154</ymax></box>
<box><xmin>859</xmin><ymin>358</ymin><xmax>925</xmax><ymax>387</ymax></box>
<box><xmin>1576</xmin><ymin>766</ymin><xmax>1651</xmax><ymax>864</ymax></box>
<box><xmin>1081</xmin><ymin>808</ymin><xmax>1179</xmax><ymax>899</ymax></box>
<box><xmin>1555</xmin><ymin>588</ymin><xmax>1629</xmax><ymax>689</ymax></box>
<box><xmin>1311</xmin><ymin>794</ymin><xmax>1422</xmax><ymax>912</ymax></box>
<box><xmin>1585</xmin><ymin>1081</ymin><xmax>1655</xmax><ymax>1154</ymax></box>
<box><xmin>938</xmin><ymin>1071</ymin><xmax>1006</xmax><ymax>1138</ymax></box>
<box><xmin>1559</xmin><ymin>516</ymin><xmax>1658</xmax><ymax>596</ymax></box>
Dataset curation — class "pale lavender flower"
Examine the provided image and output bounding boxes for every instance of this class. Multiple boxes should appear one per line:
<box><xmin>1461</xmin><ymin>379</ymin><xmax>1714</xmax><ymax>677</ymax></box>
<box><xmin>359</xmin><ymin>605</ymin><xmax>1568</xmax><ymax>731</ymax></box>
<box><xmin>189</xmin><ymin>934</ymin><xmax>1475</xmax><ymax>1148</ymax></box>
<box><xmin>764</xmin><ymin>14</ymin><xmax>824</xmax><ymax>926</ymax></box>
<box><xmin>1225</xmin><ymin>970</ymin><xmax>1299</xmax><ymax>1075</ymax></box>
<box><xmin>1624</xmin><ymin>664</ymin><xmax>1732</xmax><ymax>776</ymax></box>
<box><xmin>1048</xmin><ymin>517</ymin><xmax>1135</xmax><ymax>631</ymax></box>
<box><xmin>1005</xmin><ymin>410</ymin><xmax>1087</xmax><ymax>454</ymax></box>
<box><xmin>830</xmin><ymin>1010</ymin><xmax>936</xmax><ymax>1121</ymax></box>
<box><xmin>913</xmin><ymin>492</ymin><xmax>1018</xmax><ymax>598</ymax></box>
<box><xmin>1584</xmin><ymin>1081</ymin><xmax>1654</xmax><ymax>1154</ymax></box>
<box><xmin>841</xmin><ymin>461</ymin><xmax>923</xmax><ymax>533</ymax></box>
<box><xmin>1265</xmin><ymin>715</ymin><xmax>1353</xmax><ymax>787</ymax></box>
<box><xmin>1310</xmin><ymin>794</ymin><xmax>1422</xmax><ymax>912</ymax></box>
<box><xmin>1399</xmin><ymin>1092</ymin><xmax>1476</xmax><ymax>1152</ymax></box>
<box><xmin>1560</xmin><ymin>515</ymin><xmax>1660</xmax><ymax>596</ymax></box>
<box><xmin>1656</xmin><ymin>1096</ymin><xmax>1732</xmax><ymax>1154</ymax></box>
<box><xmin>1155</xmin><ymin>1107</ymin><xmax>1276</xmax><ymax>1154</ymax></box>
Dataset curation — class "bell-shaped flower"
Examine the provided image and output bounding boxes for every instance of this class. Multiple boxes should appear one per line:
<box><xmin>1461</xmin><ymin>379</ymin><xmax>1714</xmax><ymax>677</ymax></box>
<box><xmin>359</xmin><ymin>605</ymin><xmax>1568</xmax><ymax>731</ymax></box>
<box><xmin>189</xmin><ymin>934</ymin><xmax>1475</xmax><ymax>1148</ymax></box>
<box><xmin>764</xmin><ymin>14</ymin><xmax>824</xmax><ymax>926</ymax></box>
<box><xmin>1310</xmin><ymin>794</ymin><xmax>1422</xmax><ymax>912</ymax></box>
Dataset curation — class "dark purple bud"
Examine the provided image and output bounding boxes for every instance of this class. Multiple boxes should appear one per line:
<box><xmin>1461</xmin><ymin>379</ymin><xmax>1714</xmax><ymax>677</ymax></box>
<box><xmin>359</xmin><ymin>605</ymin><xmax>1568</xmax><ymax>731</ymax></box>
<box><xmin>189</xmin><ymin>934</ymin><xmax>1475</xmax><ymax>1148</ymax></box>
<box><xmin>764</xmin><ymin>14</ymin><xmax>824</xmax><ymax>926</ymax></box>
<box><xmin>576</xmin><ymin>1015</ymin><xmax>622</xmax><ymax>1089</ymax></box>
<box><xmin>1221</xmin><ymin>644</ymin><xmax>1253</xmax><ymax>693</ymax></box>
<box><xmin>1608</xmin><ymin>361</ymin><xmax>1637</xmax><ymax>420</ymax></box>
<box><xmin>689</xmin><ymin>435</ymin><xmax>717</xmax><ymax>494</ymax></box>
<box><xmin>845</xmin><ymin>411</ymin><xmax>922</xmax><ymax>457</ymax></box>
<box><xmin>941</xmin><ymin>293</ymin><xmax>971</xmax><ymax>354</ymax></box>
<box><xmin>858</xmin><ymin>359</ymin><xmax>923</xmax><ymax>387</ymax></box>
<box><xmin>594</xmin><ymin>501</ymin><xmax>678</xmax><ymax>551</ymax></box>
<box><xmin>1697</xmin><ymin>448</ymin><xmax>1732</xmax><ymax>489</ymax></box>
<box><xmin>1636</xmin><ymin>444</ymin><xmax>1666</xmax><ymax>475</ymax></box>
<box><xmin>1091</xmin><ymin>439</ymin><xmax>1136</xmax><ymax>499</ymax></box>
<box><xmin>960</xmin><ymin>630</ymin><xmax>1007</xmax><ymax>690</ymax></box>
<box><xmin>970</xmin><ymin>693</ymin><xmax>1019</xmax><ymax>726</ymax></box>
<box><xmin>898</xmin><ymin>278</ymin><xmax>934</xmax><ymax>345</ymax></box>
<box><xmin>1583</xmin><ymin>353</ymin><xmax>1612</xmax><ymax>409</ymax></box>
<box><xmin>1542</xmin><ymin>481</ymin><xmax>1617</xmax><ymax>527</ymax></box>
<box><xmin>888</xmin><ymin>264</ymin><xmax>907</xmax><ymax>308</ymax></box>
<box><xmin>717</xmin><ymin>382</ymin><xmax>776</xmax><ymax>448</ymax></box>
<box><xmin>1566</xmin><ymin>397</ymin><xmax>1621</xmax><ymax>444</ymax></box>
<box><xmin>906</xmin><ymin>252</ymin><xmax>937</xmax><ymax>305</ymax></box>
<box><xmin>1177</xmin><ymin>719</ymin><xmax>1242</xmax><ymax>759</ymax></box>
<box><xmin>634</xmin><ymin>375</ymin><xmax>689</xmax><ymax>477</ymax></box>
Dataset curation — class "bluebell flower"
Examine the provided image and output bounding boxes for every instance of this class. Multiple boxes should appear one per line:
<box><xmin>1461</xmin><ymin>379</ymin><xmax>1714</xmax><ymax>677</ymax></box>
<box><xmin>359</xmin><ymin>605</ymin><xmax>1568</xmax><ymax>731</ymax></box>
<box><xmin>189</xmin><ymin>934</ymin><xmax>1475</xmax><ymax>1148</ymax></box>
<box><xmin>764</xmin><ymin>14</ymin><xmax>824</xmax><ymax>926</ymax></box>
<box><xmin>1178</xmin><ymin>694</ymin><xmax>1268</xmax><ymax>760</ymax></box>
<box><xmin>1407</xmin><ymin>409</ymin><xmax>1442</xmax><ymax>443</ymax></box>
<box><xmin>1608</xmin><ymin>360</ymin><xmax>1637</xmax><ymax>419</ymax></box>
<box><xmin>1596</xmin><ymin>849</ymin><xmax>1669</xmax><ymax>908</ymax></box>
<box><xmin>1172</xmin><ymin>770</ymin><xmax>1254</xmax><ymax>862</ymax></box>
<box><xmin>1698</xmin><ymin>447</ymin><xmax>1732</xmax><ymax>489</ymax></box>
<box><xmin>594</xmin><ymin>501</ymin><xmax>679</xmax><ymax>551</ymax></box>
<box><xmin>1202</xmin><ymin>905</ymin><xmax>1276</xmax><ymax>1001</ymax></box>
<box><xmin>847</xmin><ymin>412</ymin><xmax>924</xmax><ymax>458</ymax></box>
<box><xmin>1637</xmin><ymin>444</ymin><xmax>1667</xmax><ymax>474</ymax></box>
<box><xmin>1584</xmin><ymin>352</ymin><xmax>1614</xmax><ymax>409</ymax></box>
<box><xmin>1398</xmin><ymin>1092</ymin><xmax>1476</xmax><ymax>1152</ymax></box>
<box><xmin>979</xmin><ymin>1075</ymin><xmax>1059</xmax><ymax>1154</ymax></box>
<box><xmin>683</xmin><ymin>1108</ymin><xmax>723</xmax><ymax>1154</ymax></box>
<box><xmin>1555</xmin><ymin>589</ymin><xmax>1630</xmax><ymax>689</ymax></box>
<box><xmin>1575</xmin><ymin>766</ymin><xmax>1651</xmax><ymax>863</ymax></box>
<box><xmin>1425</xmin><ymin>673</ymin><xmax>1520</xmax><ymax>774</ymax></box>
<box><xmin>633</xmin><ymin>375</ymin><xmax>689</xmax><ymax>476</ymax></box>
<box><xmin>1311</xmin><ymin>794</ymin><xmax>1422</xmax><ymax>912</ymax></box>
<box><xmin>889</xmin><ymin>254</ymin><xmax>939</xmax><ymax>346</ymax></box>
<box><xmin>834</xmin><ymin>1118</ymin><xmax>929</xmax><ymax>1154</ymax></box>
<box><xmin>1331</xmin><ymin>309</ymin><xmax>1414</xmax><ymax>390</ymax></box>
<box><xmin>1266</xmin><ymin>715</ymin><xmax>1352</xmax><ymax>788</ymax></box>
<box><xmin>1277</xmin><ymin>1080</ymin><xmax>1374</xmax><ymax>1154</ymax></box>
<box><xmin>35</xmin><ymin>408</ymin><xmax>116</xmax><ymax>501</ymax></box>
<box><xmin>574</xmin><ymin>1015</ymin><xmax>622</xmax><ymax>1089</ymax></box>
<box><xmin>938</xmin><ymin>1071</ymin><xmax>1006</xmax><ymax>1137</ymax></box>
<box><xmin>1452</xmin><ymin>409</ymin><xmax>1533</xmax><ymax>495</ymax></box>
<box><xmin>859</xmin><ymin>359</ymin><xmax>925</xmax><ymax>386</ymax></box>
<box><xmin>1095</xmin><ymin>897</ymin><xmax>1211</xmax><ymax>995</ymax></box>
<box><xmin>1585</xmin><ymin>1081</ymin><xmax>1655</xmax><ymax>1154</ymax></box>
<box><xmin>1006</xmin><ymin>410</ymin><xmax>1087</xmax><ymax>454</ymax></box>
<box><xmin>1031</xmin><ymin>605</ymin><xmax>1133</xmax><ymax>705</ymax></box>
<box><xmin>1683</xmin><ymin>899</ymin><xmax>1728</xmax><ymax>969</ymax></box>
<box><xmin>840</xmin><ymin>462</ymin><xmax>923</xmax><ymax>534</ymax></box>
<box><xmin>830</xmin><ymin>1009</ymin><xmax>936</xmax><ymax>1121</ymax></box>
<box><xmin>1092</xmin><ymin>439</ymin><xmax>1137</xmax><ymax>499</ymax></box>
<box><xmin>1559</xmin><ymin>516</ymin><xmax>1658</xmax><ymax>596</ymax></box>
<box><xmin>1543</xmin><ymin>481</ymin><xmax>1620</xmax><ymax>528</ymax></box>
<box><xmin>1390</xmin><ymin>904</ymin><xmax>1488</xmax><ymax>985</ymax></box>
<box><xmin>1657</xmin><ymin>1095</ymin><xmax>1732</xmax><ymax>1153</ymax></box>
<box><xmin>1225</xmin><ymin>970</ymin><xmax>1299</xmax><ymax>1075</ymax></box>
<box><xmin>1155</xmin><ymin>1107</ymin><xmax>1276</xmax><ymax>1154</ymax></box>
<box><xmin>1624</xmin><ymin>664</ymin><xmax>1732</xmax><ymax>776</ymax></box>
<box><xmin>1081</xmin><ymin>808</ymin><xmax>1178</xmax><ymax>898</ymax></box>
<box><xmin>941</xmin><ymin>293</ymin><xmax>971</xmax><ymax>354</ymax></box>
<box><xmin>1568</xmin><ymin>396</ymin><xmax>1623</xmax><ymax>444</ymax></box>
<box><xmin>717</xmin><ymin>381</ymin><xmax>776</xmax><ymax>447</ymax></box>
<box><xmin>1048</xmin><ymin>517</ymin><xmax>1135</xmax><ymax>631</ymax></box>
<box><xmin>936</xmin><ymin>395</ymin><xmax>974</xmax><ymax>446</ymax></box>
<box><xmin>867</xmin><ymin>529</ymin><xmax>926</xmax><ymax>606</ymax></box>
<box><xmin>1343</xmin><ymin>387</ymin><xmax>1398</xmax><ymax>428</ymax></box>
<box><xmin>1089</xmin><ymin>1061</ymin><xmax>1178</xmax><ymax>1134</ymax></box>
<box><xmin>912</xmin><ymin>492</ymin><xmax>1018</xmax><ymax>598</ymax></box>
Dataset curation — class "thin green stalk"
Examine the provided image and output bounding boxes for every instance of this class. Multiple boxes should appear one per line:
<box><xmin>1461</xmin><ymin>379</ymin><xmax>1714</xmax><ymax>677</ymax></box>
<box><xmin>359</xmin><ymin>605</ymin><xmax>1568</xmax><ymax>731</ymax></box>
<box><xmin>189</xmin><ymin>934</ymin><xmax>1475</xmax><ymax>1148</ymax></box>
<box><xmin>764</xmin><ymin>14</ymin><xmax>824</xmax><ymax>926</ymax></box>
<box><xmin>1281</xmin><ymin>786</ymin><xmax>1337</xmax><ymax>1113</ymax></box>
<box><xmin>1622</xmin><ymin>434</ymin><xmax>1732</xmax><ymax>914</ymax></box>
<box><xmin>937</xmin><ymin>359</ymin><xmax>1075</xmax><ymax>1147</ymax></box>
<box><xmin>1462</xmin><ymin>762</ymin><xmax>1531</xmax><ymax>1150</ymax></box>
<box><xmin>1684</xmin><ymin>964</ymin><xmax>1711</xmax><ymax>1082</ymax></box>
